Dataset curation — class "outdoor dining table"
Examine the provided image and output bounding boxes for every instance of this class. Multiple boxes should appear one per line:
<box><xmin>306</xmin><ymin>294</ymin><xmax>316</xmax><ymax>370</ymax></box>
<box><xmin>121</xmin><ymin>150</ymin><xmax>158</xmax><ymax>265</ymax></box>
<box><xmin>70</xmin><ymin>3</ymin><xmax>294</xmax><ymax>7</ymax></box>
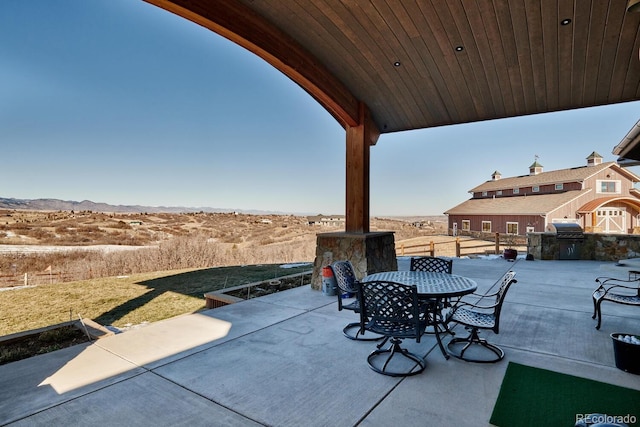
<box><xmin>362</xmin><ymin>270</ymin><xmax>478</xmax><ymax>359</ymax></box>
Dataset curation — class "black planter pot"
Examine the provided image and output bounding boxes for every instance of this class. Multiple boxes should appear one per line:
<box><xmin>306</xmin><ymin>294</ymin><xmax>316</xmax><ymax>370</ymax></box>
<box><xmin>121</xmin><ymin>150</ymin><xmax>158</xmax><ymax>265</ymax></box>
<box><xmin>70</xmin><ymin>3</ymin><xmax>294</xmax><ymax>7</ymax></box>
<box><xmin>503</xmin><ymin>248</ymin><xmax>518</xmax><ymax>260</ymax></box>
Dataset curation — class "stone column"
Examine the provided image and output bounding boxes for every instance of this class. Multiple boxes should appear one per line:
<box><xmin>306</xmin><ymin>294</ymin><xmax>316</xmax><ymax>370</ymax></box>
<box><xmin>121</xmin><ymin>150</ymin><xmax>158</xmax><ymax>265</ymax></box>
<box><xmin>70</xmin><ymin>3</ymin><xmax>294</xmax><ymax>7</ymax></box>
<box><xmin>311</xmin><ymin>231</ymin><xmax>397</xmax><ymax>290</ymax></box>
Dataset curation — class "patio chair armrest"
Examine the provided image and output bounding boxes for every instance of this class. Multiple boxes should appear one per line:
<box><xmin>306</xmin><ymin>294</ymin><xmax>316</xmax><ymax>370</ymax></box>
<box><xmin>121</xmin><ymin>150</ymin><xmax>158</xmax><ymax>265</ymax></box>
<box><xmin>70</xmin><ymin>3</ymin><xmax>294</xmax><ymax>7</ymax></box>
<box><xmin>453</xmin><ymin>290</ymin><xmax>500</xmax><ymax>307</ymax></box>
<box><xmin>601</xmin><ymin>283</ymin><xmax>640</xmax><ymax>296</ymax></box>
<box><xmin>466</xmin><ymin>292</ymin><xmax>486</xmax><ymax>298</ymax></box>
<box><xmin>452</xmin><ymin>300</ymin><xmax>498</xmax><ymax>311</ymax></box>
<box><xmin>459</xmin><ymin>292</ymin><xmax>498</xmax><ymax>303</ymax></box>
<box><xmin>471</xmin><ymin>285</ymin><xmax>513</xmax><ymax>299</ymax></box>
<box><xmin>594</xmin><ymin>281</ymin><xmax>640</xmax><ymax>300</ymax></box>
<box><xmin>595</xmin><ymin>276</ymin><xmax>639</xmax><ymax>289</ymax></box>
<box><xmin>595</xmin><ymin>276</ymin><xmax>639</xmax><ymax>286</ymax></box>
<box><xmin>468</xmin><ymin>302</ymin><xmax>499</xmax><ymax>310</ymax></box>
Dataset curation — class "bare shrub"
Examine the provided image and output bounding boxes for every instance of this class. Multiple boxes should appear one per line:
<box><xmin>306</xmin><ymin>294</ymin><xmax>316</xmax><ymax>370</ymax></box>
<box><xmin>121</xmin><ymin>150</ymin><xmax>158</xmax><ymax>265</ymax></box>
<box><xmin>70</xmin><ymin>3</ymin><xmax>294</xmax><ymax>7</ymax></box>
<box><xmin>0</xmin><ymin>212</ymin><xmax>439</xmax><ymax>287</ymax></box>
<box><xmin>222</xmin><ymin>235</ymin><xmax>244</xmax><ymax>244</ymax></box>
<box><xmin>80</xmin><ymin>226</ymin><xmax>101</xmax><ymax>234</ymax></box>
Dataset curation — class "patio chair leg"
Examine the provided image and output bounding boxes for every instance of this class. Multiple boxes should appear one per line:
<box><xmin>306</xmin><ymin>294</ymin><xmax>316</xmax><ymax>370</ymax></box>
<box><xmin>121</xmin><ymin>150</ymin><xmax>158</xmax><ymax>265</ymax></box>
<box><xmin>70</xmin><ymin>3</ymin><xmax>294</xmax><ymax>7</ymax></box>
<box><xmin>343</xmin><ymin>322</ymin><xmax>385</xmax><ymax>341</ymax></box>
<box><xmin>424</xmin><ymin>311</ymin><xmax>456</xmax><ymax>337</ymax></box>
<box><xmin>424</xmin><ymin>302</ymin><xmax>452</xmax><ymax>359</ymax></box>
<box><xmin>435</xmin><ymin>319</ymin><xmax>455</xmax><ymax>337</ymax></box>
<box><xmin>376</xmin><ymin>336</ymin><xmax>390</xmax><ymax>349</ymax></box>
<box><xmin>592</xmin><ymin>300</ymin><xmax>603</xmax><ymax>330</ymax></box>
<box><xmin>447</xmin><ymin>328</ymin><xmax>504</xmax><ymax>363</ymax></box>
<box><xmin>367</xmin><ymin>337</ymin><xmax>426</xmax><ymax>377</ymax></box>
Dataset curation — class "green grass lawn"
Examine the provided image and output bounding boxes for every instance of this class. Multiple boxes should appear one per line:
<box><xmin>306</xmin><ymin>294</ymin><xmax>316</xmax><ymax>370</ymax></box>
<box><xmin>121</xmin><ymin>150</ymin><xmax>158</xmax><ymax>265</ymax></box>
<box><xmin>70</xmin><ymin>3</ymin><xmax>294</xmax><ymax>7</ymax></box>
<box><xmin>0</xmin><ymin>263</ymin><xmax>312</xmax><ymax>336</ymax></box>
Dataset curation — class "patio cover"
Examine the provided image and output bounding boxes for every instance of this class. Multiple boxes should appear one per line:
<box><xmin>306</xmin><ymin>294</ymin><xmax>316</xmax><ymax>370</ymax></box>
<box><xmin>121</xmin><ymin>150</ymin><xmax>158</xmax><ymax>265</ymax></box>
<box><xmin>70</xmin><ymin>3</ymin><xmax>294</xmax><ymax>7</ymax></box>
<box><xmin>613</xmin><ymin>118</ymin><xmax>640</xmax><ymax>162</ymax></box>
<box><xmin>145</xmin><ymin>0</ymin><xmax>640</xmax><ymax>231</ymax></box>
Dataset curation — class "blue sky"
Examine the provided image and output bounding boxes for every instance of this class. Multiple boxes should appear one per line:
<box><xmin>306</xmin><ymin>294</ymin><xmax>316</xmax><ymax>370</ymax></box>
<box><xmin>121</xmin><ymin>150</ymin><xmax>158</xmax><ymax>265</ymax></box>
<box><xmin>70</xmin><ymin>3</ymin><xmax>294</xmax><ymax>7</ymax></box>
<box><xmin>2</xmin><ymin>1</ymin><xmax>639</xmax><ymax>217</ymax></box>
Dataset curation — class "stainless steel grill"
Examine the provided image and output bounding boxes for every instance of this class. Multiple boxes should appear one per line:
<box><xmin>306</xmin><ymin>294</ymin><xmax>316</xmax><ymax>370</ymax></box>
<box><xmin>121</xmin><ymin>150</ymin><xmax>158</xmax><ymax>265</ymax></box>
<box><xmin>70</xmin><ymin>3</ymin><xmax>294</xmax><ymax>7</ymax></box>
<box><xmin>549</xmin><ymin>223</ymin><xmax>584</xmax><ymax>240</ymax></box>
<box><xmin>549</xmin><ymin>223</ymin><xmax>584</xmax><ymax>260</ymax></box>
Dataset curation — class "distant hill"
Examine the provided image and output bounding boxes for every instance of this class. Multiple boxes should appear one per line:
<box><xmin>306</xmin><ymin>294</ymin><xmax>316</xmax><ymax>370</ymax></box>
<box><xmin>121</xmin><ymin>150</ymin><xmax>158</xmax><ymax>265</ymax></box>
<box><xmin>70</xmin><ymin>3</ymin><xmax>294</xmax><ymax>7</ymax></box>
<box><xmin>377</xmin><ymin>215</ymin><xmax>448</xmax><ymax>223</ymax></box>
<box><xmin>0</xmin><ymin>197</ymin><xmax>446</xmax><ymax>218</ymax></box>
<box><xmin>0</xmin><ymin>197</ymin><xmax>283</xmax><ymax>215</ymax></box>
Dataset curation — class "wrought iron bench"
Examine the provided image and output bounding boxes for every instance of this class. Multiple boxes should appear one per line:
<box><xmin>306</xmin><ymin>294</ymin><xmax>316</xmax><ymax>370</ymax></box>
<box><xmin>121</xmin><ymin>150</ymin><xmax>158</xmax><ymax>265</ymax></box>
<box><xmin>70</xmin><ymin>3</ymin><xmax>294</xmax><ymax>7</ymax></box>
<box><xmin>592</xmin><ymin>277</ymin><xmax>640</xmax><ymax>330</ymax></box>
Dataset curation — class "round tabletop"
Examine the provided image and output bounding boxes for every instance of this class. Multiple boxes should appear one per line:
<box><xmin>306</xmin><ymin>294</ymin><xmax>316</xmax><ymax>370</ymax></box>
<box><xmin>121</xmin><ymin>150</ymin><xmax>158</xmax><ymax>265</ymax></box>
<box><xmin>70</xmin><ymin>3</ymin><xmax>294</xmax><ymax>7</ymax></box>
<box><xmin>362</xmin><ymin>271</ymin><xmax>477</xmax><ymax>298</ymax></box>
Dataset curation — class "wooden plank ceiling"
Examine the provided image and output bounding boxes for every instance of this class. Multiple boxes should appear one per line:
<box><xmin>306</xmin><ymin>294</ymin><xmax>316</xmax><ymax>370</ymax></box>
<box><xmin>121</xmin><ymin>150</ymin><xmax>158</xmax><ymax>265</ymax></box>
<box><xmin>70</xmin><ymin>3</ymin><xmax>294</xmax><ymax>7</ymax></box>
<box><xmin>147</xmin><ymin>0</ymin><xmax>640</xmax><ymax>135</ymax></box>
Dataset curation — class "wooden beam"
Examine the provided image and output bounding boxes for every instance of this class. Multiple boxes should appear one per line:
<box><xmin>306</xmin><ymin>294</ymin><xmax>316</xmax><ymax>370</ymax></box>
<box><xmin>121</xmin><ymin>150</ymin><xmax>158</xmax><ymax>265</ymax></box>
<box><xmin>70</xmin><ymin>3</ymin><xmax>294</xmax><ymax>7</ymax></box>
<box><xmin>144</xmin><ymin>0</ymin><xmax>360</xmax><ymax>129</ymax></box>
<box><xmin>345</xmin><ymin>103</ymin><xmax>377</xmax><ymax>233</ymax></box>
<box><xmin>145</xmin><ymin>1</ymin><xmax>379</xmax><ymax>234</ymax></box>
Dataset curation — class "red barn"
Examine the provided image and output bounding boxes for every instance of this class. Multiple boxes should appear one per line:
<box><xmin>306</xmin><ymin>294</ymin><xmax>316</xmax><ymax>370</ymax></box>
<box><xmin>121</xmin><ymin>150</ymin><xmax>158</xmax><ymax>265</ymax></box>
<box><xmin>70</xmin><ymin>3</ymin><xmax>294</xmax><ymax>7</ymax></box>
<box><xmin>445</xmin><ymin>152</ymin><xmax>640</xmax><ymax>236</ymax></box>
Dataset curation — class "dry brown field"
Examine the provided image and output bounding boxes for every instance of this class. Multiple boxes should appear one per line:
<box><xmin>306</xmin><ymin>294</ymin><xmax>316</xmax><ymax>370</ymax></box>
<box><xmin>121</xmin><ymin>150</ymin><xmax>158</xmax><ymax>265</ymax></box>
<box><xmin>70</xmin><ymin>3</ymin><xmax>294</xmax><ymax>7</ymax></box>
<box><xmin>0</xmin><ymin>209</ymin><xmax>451</xmax><ymax>285</ymax></box>
<box><xmin>0</xmin><ymin>209</ymin><xmax>447</xmax><ymax>247</ymax></box>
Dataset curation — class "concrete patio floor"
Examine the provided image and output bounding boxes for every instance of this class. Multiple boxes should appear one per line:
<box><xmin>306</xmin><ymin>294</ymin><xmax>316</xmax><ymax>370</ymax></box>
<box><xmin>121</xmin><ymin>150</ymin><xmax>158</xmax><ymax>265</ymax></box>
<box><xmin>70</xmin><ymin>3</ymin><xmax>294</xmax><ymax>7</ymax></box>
<box><xmin>1</xmin><ymin>257</ymin><xmax>639</xmax><ymax>426</ymax></box>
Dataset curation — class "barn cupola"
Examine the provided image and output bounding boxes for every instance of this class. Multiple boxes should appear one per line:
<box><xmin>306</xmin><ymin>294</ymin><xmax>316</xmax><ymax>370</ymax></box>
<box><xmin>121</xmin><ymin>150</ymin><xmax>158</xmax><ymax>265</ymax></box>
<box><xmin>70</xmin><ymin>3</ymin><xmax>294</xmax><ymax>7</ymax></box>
<box><xmin>491</xmin><ymin>170</ymin><xmax>502</xmax><ymax>181</ymax></box>
<box><xmin>587</xmin><ymin>151</ymin><xmax>603</xmax><ymax>166</ymax></box>
<box><xmin>529</xmin><ymin>158</ymin><xmax>543</xmax><ymax>175</ymax></box>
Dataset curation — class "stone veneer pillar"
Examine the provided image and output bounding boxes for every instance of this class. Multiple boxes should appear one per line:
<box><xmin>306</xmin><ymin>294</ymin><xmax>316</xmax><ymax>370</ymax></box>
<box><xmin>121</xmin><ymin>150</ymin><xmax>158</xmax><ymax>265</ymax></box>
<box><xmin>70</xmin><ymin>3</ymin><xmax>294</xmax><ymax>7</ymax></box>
<box><xmin>311</xmin><ymin>232</ymin><xmax>397</xmax><ymax>290</ymax></box>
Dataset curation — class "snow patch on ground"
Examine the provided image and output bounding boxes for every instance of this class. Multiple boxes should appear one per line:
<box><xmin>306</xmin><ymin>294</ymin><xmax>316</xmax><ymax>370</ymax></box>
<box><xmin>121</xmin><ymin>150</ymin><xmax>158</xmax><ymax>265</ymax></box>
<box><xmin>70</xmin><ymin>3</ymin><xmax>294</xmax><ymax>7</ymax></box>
<box><xmin>105</xmin><ymin>322</ymin><xmax>151</xmax><ymax>334</ymax></box>
<box><xmin>280</xmin><ymin>262</ymin><xmax>313</xmax><ymax>268</ymax></box>
<box><xmin>0</xmin><ymin>244</ymin><xmax>155</xmax><ymax>254</ymax></box>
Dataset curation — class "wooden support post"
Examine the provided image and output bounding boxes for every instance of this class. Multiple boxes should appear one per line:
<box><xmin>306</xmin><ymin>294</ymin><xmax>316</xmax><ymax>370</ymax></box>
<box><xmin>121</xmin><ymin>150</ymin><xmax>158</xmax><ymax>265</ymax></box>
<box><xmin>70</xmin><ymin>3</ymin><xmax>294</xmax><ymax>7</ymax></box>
<box><xmin>455</xmin><ymin>238</ymin><xmax>461</xmax><ymax>257</ymax></box>
<box><xmin>430</xmin><ymin>241</ymin><xmax>435</xmax><ymax>256</ymax></box>
<box><xmin>345</xmin><ymin>102</ymin><xmax>379</xmax><ymax>233</ymax></box>
<box><xmin>495</xmin><ymin>232</ymin><xmax>500</xmax><ymax>254</ymax></box>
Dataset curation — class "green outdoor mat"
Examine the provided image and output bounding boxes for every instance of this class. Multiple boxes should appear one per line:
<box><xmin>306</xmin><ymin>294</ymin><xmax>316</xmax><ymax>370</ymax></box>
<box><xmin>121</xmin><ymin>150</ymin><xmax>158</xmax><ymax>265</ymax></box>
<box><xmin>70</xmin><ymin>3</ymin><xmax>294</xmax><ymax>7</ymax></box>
<box><xmin>490</xmin><ymin>362</ymin><xmax>640</xmax><ymax>427</ymax></box>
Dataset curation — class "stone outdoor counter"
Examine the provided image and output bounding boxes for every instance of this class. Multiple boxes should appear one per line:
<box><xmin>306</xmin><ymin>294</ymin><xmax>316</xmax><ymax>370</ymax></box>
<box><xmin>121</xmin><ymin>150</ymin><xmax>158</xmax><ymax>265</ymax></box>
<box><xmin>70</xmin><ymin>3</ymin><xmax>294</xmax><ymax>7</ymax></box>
<box><xmin>528</xmin><ymin>232</ymin><xmax>640</xmax><ymax>261</ymax></box>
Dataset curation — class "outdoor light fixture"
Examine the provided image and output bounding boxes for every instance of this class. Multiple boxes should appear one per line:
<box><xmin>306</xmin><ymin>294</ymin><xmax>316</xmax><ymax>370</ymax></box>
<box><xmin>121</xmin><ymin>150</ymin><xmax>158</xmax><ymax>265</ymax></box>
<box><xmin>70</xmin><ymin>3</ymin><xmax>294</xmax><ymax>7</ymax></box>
<box><xmin>560</xmin><ymin>18</ymin><xmax>572</xmax><ymax>25</ymax></box>
<box><xmin>393</xmin><ymin>61</ymin><xmax>401</xmax><ymax>67</ymax></box>
<box><xmin>455</xmin><ymin>46</ymin><xmax>464</xmax><ymax>52</ymax></box>
<box><xmin>628</xmin><ymin>0</ymin><xmax>640</xmax><ymax>12</ymax></box>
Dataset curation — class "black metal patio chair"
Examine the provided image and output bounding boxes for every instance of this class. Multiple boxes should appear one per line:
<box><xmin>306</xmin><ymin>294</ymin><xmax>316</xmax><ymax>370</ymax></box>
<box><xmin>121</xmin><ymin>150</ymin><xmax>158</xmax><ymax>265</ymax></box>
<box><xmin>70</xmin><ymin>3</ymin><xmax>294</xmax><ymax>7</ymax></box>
<box><xmin>410</xmin><ymin>256</ymin><xmax>455</xmax><ymax>335</ymax></box>
<box><xmin>446</xmin><ymin>271</ymin><xmax>517</xmax><ymax>363</ymax></box>
<box><xmin>358</xmin><ymin>279</ymin><xmax>428</xmax><ymax>376</ymax></box>
<box><xmin>592</xmin><ymin>276</ymin><xmax>640</xmax><ymax>330</ymax></box>
<box><xmin>410</xmin><ymin>256</ymin><xmax>453</xmax><ymax>274</ymax></box>
<box><xmin>330</xmin><ymin>260</ymin><xmax>383</xmax><ymax>341</ymax></box>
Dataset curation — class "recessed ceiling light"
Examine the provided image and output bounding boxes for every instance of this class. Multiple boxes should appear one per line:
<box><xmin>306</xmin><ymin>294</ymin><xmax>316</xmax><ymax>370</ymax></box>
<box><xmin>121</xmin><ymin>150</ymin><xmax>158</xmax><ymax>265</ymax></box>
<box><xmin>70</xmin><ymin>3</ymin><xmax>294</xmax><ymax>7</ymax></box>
<box><xmin>455</xmin><ymin>46</ymin><xmax>464</xmax><ymax>52</ymax></box>
<box><xmin>393</xmin><ymin>61</ymin><xmax>401</xmax><ymax>67</ymax></box>
<box><xmin>560</xmin><ymin>18</ymin><xmax>572</xmax><ymax>25</ymax></box>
